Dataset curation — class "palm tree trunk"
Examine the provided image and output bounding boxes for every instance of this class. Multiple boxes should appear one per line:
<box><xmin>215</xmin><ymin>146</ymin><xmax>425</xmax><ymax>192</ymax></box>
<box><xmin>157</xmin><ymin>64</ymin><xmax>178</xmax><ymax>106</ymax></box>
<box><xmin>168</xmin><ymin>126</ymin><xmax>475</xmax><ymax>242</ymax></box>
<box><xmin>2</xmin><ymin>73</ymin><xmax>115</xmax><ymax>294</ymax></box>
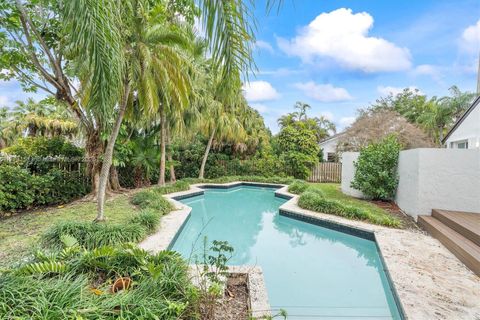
<box><xmin>158</xmin><ymin>104</ymin><xmax>166</xmax><ymax>186</ymax></box>
<box><xmin>96</xmin><ymin>82</ymin><xmax>130</xmax><ymax>222</ymax></box>
<box><xmin>199</xmin><ymin>128</ymin><xmax>215</xmax><ymax>179</ymax></box>
<box><xmin>167</xmin><ymin>130</ymin><xmax>176</xmax><ymax>183</ymax></box>
<box><xmin>85</xmin><ymin>130</ymin><xmax>103</xmax><ymax>198</ymax></box>
<box><xmin>438</xmin><ymin>126</ymin><xmax>444</xmax><ymax>146</ymax></box>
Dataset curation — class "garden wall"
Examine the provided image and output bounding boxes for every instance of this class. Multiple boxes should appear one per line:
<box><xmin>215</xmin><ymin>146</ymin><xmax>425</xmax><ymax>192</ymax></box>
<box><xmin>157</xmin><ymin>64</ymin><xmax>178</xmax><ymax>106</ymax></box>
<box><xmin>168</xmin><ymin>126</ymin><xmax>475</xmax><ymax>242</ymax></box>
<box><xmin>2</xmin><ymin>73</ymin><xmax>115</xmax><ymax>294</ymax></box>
<box><xmin>341</xmin><ymin>149</ymin><xmax>480</xmax><ymax>219</ymax></box>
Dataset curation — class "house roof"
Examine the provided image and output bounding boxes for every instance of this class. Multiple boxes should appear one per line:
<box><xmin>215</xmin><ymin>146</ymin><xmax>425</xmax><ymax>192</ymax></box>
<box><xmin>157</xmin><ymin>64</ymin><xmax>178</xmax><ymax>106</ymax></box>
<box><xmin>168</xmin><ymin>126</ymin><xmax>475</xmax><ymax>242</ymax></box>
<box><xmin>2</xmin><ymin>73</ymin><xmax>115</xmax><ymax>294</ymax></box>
<box><xmin>442</xmin><ymin>95</ymin><xmax>480</xmax><ymax>144</ymax></box>
<box><xmin>319</xmin><ymin>132</ymin><xmax>345</xmax><ymax>145</ymax></box>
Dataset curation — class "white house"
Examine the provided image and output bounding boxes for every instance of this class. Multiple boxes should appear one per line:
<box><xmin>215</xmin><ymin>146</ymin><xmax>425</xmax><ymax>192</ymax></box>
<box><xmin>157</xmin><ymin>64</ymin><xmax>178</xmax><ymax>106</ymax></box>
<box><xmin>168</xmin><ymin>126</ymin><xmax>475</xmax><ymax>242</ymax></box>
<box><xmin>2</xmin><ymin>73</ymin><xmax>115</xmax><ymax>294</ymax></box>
<box><xmin>319</xmin><ymin>133</ymin><xmax>344</xmax><ymax>162</ymax></box>
<box><xmin>443</xmin><ymin>95</ymin><xmax>480</xmax><ymax>149</ymax></box>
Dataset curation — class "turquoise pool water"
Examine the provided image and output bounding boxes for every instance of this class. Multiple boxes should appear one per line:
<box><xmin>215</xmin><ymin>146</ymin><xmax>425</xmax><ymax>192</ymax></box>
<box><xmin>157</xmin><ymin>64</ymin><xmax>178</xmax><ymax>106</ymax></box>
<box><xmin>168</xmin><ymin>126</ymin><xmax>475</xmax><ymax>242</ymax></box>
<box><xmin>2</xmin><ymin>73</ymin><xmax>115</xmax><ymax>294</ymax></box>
<box><xmin>171</xmin><ymin>186</ymin><xmax>402</xmax><ymax>319</ymax></box>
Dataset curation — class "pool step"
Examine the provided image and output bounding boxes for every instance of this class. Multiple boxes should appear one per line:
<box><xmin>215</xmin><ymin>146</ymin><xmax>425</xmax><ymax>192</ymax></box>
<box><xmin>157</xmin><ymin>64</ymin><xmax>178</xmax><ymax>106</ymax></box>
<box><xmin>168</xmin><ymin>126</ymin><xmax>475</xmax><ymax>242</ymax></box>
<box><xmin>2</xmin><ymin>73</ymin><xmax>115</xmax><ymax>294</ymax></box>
<box><xmin>418</xmin><ymin>214</ymin><xmax>480</xmax><ymax>277</ymax></box>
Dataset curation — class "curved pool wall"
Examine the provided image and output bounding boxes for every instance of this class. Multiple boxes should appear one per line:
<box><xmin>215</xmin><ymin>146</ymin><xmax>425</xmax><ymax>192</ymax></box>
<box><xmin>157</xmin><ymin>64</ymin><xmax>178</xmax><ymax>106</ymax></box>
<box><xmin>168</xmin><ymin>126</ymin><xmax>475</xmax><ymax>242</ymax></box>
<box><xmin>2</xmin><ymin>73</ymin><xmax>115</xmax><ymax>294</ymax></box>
<box><xmin>169</xmin><ymin>184</ymin><xmax>404</xmax><ymax>319</ymax></box>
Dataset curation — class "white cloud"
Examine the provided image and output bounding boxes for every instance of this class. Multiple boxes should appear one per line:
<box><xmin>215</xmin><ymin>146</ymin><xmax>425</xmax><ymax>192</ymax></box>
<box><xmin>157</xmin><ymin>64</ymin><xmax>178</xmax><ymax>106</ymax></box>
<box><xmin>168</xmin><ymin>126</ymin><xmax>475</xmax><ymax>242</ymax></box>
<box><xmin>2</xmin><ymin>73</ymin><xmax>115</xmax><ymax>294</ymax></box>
<box><xmin>377</xmin><ymin>85</ymin><xmax>423</xmax><ymax>97</ymax></box>
<box><xmin>412</xmin><ymin>64</ymin><xmax>439</xmax><ymax>77</ymax></box>
<box><xmin>242</xmin><ymin>81</ymin><xmax>280</xmax><ymax>102</ymax></box>
<box><xmin>461</xmin><ymin>19</ymin><xmax>480</xmax><ymax>53</ymax></box>
<box><xmin>255</xmin><ymin>40</ymin><xmax>274</xmax><ymax>53</ymax></box>
<box><xmin>0</xmin><ymin>96</ymin><xmax>9</xmax><ymax>107</ymax></box>
<box><xmin>258</xmin><ymin>68</ymin><xmax>302</xmax><ymax>77</ymax></box>
<box><xmin>277</xmin><ymin>8</ymin><xmax>412</xmax><ymax>72</ymax></box>
<box><xmin>250</xmin><ymin>103</ymin><xmax>268</xmax><ymax>113</ymax></box>
<box><xmin>339</xmin><ymin>116</ymin><xmax>356</xmax><ymax>127</ymax></box>
<box><xmin>294</xmin><ymin>81</ymin><xmax>352</xmax><ymax>102</ymax></box>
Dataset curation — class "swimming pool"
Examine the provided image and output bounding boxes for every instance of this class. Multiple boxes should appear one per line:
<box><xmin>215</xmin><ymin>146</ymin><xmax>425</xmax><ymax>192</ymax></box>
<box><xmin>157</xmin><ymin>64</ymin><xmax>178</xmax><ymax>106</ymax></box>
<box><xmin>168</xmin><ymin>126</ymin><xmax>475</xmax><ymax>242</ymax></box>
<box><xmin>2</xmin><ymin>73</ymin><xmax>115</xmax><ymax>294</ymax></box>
<box><xmin>170</xmin><ymin>185</ymin><xmax>402</xmax><ymax>319</ymax></box>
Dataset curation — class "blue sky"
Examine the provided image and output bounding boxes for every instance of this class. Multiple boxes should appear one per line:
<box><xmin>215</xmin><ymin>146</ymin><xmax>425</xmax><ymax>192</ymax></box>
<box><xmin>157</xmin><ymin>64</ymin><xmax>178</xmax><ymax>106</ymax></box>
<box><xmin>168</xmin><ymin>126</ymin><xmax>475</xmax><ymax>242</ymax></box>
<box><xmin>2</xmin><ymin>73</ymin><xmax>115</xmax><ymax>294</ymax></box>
<box><xmin>1</xmin><ymin>0</ymin><xmax>479</xmax><ymax>134</ymax></box>
<box><xmin>244</xmin><ymin>0</ymin><xmax>480</xmax><ymax>133</ymax></box>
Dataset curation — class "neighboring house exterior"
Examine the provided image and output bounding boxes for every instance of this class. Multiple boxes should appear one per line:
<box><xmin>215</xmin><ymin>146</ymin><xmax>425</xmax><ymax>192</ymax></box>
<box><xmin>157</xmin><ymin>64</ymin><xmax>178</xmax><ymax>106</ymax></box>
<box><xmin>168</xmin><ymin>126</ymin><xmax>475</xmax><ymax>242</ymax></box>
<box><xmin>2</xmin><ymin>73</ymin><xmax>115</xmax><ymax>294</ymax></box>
<box><xmin>319</xmin><ymin>133</ymin><xmax>344</xmax><ymax>162</ymax></box>
<box><xmin>443</xmin><ymin>95</ymin><xmax>480</xmax><ymax>149</ymax></box>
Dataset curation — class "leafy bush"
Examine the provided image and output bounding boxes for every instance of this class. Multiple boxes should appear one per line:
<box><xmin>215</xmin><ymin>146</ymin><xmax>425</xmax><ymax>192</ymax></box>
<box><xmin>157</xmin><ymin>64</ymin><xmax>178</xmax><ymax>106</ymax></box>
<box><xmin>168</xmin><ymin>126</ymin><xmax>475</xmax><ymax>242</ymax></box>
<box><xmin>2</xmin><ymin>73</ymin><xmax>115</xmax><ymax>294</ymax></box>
<box><xmin>298</xmin><ymin>190</ymin><xmax>400</xmax><ymax>227</ymax></box>
<box><xmin>351</xmin><ymin>135</ymin><xmax>401</xmax><ymax>200</ymax></box>
<box><xmin>131</xmin><ymin>190</ymin><xmax>173</xmax><ymax>212</ymax></box>
<box><xmin>288</xmin><ymin>180</ymin><xmax>309</xmax><ymax>194</ymax></box>
<box><xmin>3</xmin><ymin>137</ymin><xmax>84</xmax><ymax>174</ymax></box>
<box><xmin>0</xmin><ymin>165</ymin><xmax>89</xmax><ymax>214</ymax></box>
<box><xmin>275</xmin><ymin>124</ymin><xmax>320</xmax><ymax>179</ymax></box>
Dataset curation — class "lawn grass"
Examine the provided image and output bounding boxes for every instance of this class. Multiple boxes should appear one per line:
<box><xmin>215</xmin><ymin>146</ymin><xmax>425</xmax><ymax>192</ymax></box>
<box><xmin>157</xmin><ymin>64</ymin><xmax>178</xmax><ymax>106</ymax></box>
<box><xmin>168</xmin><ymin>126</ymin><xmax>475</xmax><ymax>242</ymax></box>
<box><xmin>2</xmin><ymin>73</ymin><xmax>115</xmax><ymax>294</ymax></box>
<box><xmin>303</xmin><ymin>183</ymin><xmax>402</xmax><ymax>228</ymax></box>
<box><xmin>0</xmin><ymin>195</ymin><xmax>139</xmax><ymax>267</ymax></box>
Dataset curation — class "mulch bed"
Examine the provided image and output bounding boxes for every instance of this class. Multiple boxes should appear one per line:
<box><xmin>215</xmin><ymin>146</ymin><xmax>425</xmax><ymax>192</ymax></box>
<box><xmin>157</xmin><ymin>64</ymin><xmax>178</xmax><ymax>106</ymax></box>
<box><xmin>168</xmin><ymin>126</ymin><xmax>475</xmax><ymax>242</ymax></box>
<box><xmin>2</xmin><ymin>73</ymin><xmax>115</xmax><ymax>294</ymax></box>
<box><xmin>213</xmin><ymin>273</ymin><xmax>250</xmax><ymax>320</ymax></box>
<box><xmin>368</xmin><ymin>200</ymin><xmax>420</xmax><ymax>230</ymax></box>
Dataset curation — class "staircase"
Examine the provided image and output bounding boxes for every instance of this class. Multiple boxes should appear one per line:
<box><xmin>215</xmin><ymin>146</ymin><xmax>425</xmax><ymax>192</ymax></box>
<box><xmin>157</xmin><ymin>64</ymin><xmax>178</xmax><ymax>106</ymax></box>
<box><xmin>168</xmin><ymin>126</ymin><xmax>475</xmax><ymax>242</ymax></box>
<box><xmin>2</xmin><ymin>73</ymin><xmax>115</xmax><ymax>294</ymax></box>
<box><xmin>418</xmin><ymin>209</ymin><xmax>480</xmax><ymax>277</ymax></box>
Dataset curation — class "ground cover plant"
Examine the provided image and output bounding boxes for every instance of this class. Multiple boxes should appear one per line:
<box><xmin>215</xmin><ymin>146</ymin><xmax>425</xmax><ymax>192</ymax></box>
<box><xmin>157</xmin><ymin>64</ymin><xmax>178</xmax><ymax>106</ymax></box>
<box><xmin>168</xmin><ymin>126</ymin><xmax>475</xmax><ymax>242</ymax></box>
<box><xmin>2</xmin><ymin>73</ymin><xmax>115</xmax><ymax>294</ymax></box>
<box><xmin>287</xmin><ymin>180</ymin><xmax>309</xmax><ymax>194</ymax></box>
<box><xmin>296</xmin><ymin>183</ymin><xmax>402</xmax><ymax>228</ymax></box>
<box><xmin>0</xmin><ymin>243</ymin><xmax>198</xmax><ymax>319</ymax></box>
<box><xmin>42</xmin><ymin>186</ymin><xmax>178</xmax><ymax>250</ymax></box>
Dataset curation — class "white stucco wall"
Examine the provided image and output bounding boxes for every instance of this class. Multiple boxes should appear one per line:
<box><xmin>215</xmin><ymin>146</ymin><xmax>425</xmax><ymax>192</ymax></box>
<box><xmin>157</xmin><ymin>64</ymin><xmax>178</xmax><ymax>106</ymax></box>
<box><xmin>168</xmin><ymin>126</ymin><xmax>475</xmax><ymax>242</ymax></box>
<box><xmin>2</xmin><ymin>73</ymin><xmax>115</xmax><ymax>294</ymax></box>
<box><xmin>445</xmin><ymin>104</ymin><xmax>480</xmax><ymax>149</ymax></box>
<box><xmin>340</xmin><ymin>152</ymin><xmax>365</xmax><ymax>198</ymax></box>
<box><xmin>341</xmin><ymin>149</ymin><xmax>480</xmax><ymax>219</ymax></box>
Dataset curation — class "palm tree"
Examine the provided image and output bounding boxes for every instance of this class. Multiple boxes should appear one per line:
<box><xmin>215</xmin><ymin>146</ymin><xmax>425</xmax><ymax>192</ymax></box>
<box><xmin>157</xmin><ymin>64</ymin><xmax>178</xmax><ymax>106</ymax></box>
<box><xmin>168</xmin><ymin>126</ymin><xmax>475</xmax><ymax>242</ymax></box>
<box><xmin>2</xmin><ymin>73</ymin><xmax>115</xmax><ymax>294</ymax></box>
<box><xmin>198</xmin><ymin>86</ymin><xmax>246</xmax><ymax>179</ymax></box>
<box><xmin>11</xmin><ymin>98</ymin><xmax>77</xmax><ymax>138</ymax></box>
<box><xmin>294</xmin><ymin>101</ymin><xmax>311</xmax><ymax>121</ymax></box>
<box><xmin>6</xmin><ymin>0</ymin><xmax>256</xmax><ymax>220</ymax></box>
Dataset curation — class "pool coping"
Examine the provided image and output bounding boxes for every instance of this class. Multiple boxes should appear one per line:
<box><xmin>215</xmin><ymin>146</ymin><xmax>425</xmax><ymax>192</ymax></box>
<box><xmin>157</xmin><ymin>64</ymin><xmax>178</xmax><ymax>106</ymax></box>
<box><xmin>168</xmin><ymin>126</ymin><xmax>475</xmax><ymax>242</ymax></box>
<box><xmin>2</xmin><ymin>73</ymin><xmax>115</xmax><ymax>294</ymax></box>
<box><xmin>139</xmin><ymin>181</ymin><xmax>480</xmax><ymax>319</ymax></box>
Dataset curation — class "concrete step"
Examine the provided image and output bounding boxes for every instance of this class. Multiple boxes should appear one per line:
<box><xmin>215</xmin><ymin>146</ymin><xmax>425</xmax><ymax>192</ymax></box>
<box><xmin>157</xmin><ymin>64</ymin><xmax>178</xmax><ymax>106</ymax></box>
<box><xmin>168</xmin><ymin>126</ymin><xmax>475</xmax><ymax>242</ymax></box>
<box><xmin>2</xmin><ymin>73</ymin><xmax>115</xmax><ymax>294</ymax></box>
<box><xmin>418</xmin><ymin>215</ymin><xmax>480</xmax><ymax>277</ymax></box>
<box><xmin>432</xmin><ymin>209</ymin><xmax>480</xmax><ymax>247</ymax></box>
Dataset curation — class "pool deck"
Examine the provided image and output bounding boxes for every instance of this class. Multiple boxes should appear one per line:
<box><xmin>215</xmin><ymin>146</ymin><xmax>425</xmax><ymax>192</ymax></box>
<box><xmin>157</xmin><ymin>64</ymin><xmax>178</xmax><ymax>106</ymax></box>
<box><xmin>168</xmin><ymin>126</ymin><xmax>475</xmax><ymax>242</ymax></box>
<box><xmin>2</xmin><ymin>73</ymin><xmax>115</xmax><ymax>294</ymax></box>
<box><xmin>139</xmin><ymin>182</ymin><xmax>480</xmax><ymax>319</ymax></box>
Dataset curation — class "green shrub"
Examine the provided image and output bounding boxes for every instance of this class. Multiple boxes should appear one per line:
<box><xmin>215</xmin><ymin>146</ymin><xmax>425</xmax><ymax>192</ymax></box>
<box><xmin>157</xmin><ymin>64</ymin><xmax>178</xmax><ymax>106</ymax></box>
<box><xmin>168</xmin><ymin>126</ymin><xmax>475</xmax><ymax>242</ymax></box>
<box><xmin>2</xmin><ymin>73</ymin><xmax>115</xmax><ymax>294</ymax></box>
<box><xmin>0</xmin><ymin>165</ymin><xmax>89</xmax><ymax>214</ymax></box>
<box><xmin>131</xmin><ymin>190</ymin><xmax>173</xmax><ymax>212</ymax></box>
<box><xmin>298</xmin><ymin>190</ymin><xmax>400</xmax><ymax>227</ymax></box>
<box><xmin>151</xmin><ymin>180</ymin><xmax>190</xmax><ymax>195</ymax></box>
<box><xmin>351</xmin><ymin>135</ymin><xmax>401</xmax><ymax>200</ymax></box>
<box><xmin>0</xmin><ymin>165</ymin><xmax>38</xmax><ymax>211</ymax></box>
<box><xmin>130</xmin><ymin>210</ymin><xmax>161</xmax><ymax>232</ymax></box>
<box><xmin>3</xmin><ymin>137</ymin><xmax>84</xmax><ymax>174</ymax></box>
<box><xmin>288</xmin><ymin>180</ymin><xmax>309</xmax><ymax>194</ymax></box>
<box><xmin>275</xmin><ymin>124</ymin><xmax>320</xmax><ymax>179</ymax></box>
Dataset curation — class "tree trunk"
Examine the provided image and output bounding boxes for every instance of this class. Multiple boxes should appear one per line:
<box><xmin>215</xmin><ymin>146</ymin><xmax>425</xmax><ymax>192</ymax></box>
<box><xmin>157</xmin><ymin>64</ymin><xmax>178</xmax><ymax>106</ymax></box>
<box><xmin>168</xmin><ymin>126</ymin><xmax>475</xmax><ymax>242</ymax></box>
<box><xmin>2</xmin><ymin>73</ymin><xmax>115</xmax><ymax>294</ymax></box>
<box><xmin>157</xmin><ymin>104</ymin><xmax>166</xmax><ymax>186</ymax></box>
<box><xmin>85</xmin><ymin>130</ymin><xmax>103</xmax><ymax>197</ymax></box>
<box><xmin>438</xmin><ymin>126</ymin><xmax>444</xmax><ymax>146</ymax></box>
<box><xmin>96</xmin><ymin>82</ymin><xmax>130</xmax><ymax>222</ymax></box>
<box><xmin>167</xmin><ymin>129</ymin><xmax>176</xmax><ymax>183</ymax></box>
<box><xmin>168</xmin><ymin>153</ymin><xmax>176</xmax><ymax>183</ymax></box>
<box><xmin>110</xmin><ymin>166</ymin><xmax>122</xmax><ymax>191</ymax></box>
<box><xmin>199</xmin><ymin>128</ymin><xmax>215</xmax><ymax>179</ymax></box>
